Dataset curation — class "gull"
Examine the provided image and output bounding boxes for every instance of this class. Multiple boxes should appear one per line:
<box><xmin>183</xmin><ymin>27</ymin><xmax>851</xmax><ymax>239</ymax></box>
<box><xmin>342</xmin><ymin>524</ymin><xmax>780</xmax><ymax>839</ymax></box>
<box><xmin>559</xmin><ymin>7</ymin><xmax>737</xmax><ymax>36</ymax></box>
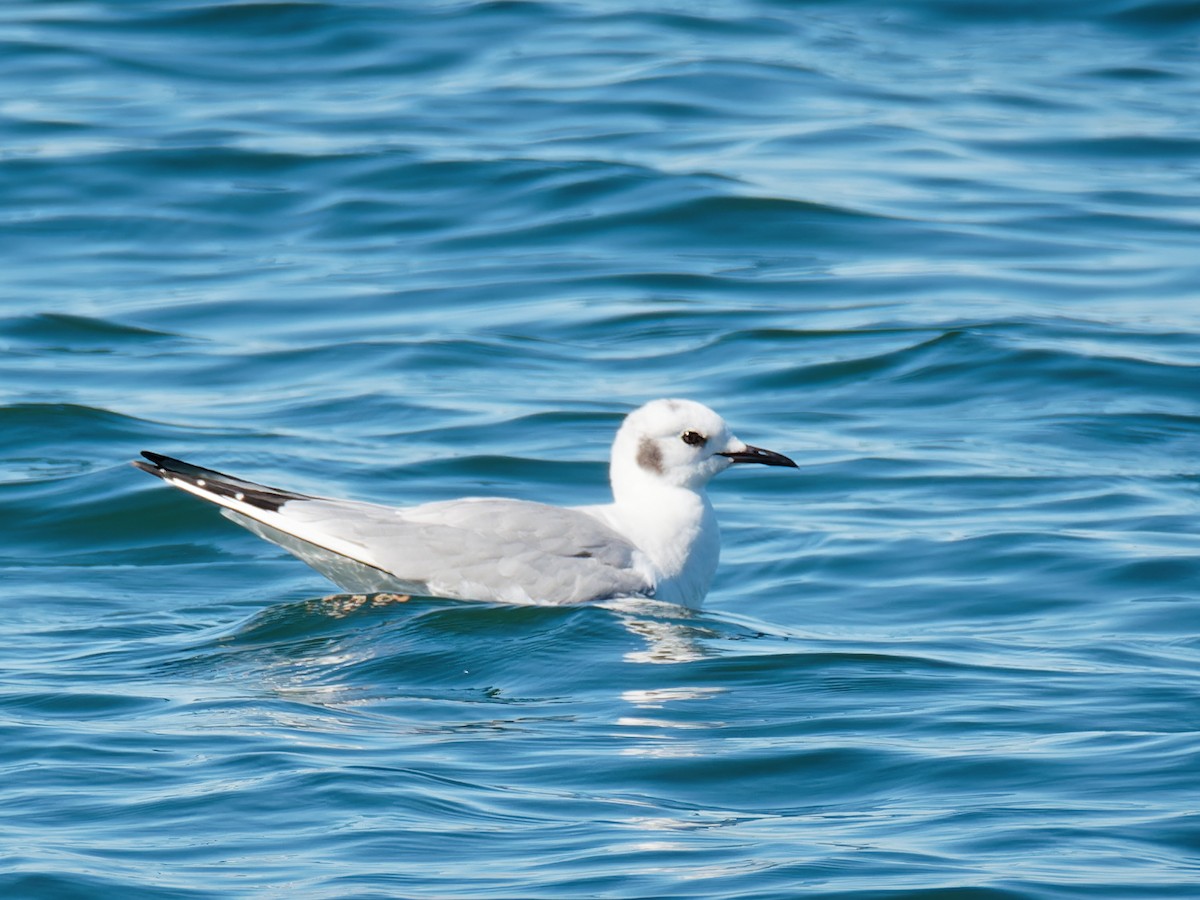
<box><xmin>133</xmin><ymin>399</ymin><xmax>796</xmax><ymax>608</ymax></box>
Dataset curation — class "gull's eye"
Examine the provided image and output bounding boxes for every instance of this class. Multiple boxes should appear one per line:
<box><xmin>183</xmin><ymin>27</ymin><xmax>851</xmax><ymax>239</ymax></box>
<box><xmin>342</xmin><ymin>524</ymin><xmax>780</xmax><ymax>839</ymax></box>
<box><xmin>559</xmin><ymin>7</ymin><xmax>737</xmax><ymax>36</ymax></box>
<box><xmin>681</xmin><ymin>430</ymin><xmax>707</xmax><ymax>447</ymax></box>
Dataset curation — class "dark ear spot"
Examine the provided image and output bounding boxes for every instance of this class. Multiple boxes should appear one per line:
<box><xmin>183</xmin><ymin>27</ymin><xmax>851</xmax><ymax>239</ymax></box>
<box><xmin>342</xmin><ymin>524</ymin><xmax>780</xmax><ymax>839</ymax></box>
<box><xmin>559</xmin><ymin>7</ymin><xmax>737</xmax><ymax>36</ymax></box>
<box><xmin>637</xmin><ymin>438</ymin><xmax>664</xmax><ymax>475</ymax></box>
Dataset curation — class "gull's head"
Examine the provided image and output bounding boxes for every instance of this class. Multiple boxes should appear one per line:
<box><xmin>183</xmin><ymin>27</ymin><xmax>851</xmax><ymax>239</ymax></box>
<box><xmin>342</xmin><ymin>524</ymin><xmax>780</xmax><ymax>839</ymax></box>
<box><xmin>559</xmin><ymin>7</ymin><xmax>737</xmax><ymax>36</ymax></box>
<box><xmin>610</xmin><ymin>398</ymin><xmax>796</xmax><ymax>496</ymax></box>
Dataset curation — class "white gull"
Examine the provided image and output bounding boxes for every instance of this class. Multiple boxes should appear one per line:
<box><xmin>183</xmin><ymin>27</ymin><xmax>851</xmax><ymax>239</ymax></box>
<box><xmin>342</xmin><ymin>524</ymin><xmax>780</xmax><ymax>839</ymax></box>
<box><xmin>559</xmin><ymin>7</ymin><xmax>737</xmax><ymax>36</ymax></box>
<box><xmin>133</xmin><ymin>398</ymin><xmax>795</xmax><ymax>608</ymax></box>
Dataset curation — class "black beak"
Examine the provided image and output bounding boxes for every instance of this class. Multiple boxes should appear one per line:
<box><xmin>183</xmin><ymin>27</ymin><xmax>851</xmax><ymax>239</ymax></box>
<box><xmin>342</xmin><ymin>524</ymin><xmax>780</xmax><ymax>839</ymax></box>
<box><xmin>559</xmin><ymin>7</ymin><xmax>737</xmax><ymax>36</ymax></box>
<box><xmin>718</xmin><ymin>444</ymin><xmax>798</xmax><ymax>468</ymax></box>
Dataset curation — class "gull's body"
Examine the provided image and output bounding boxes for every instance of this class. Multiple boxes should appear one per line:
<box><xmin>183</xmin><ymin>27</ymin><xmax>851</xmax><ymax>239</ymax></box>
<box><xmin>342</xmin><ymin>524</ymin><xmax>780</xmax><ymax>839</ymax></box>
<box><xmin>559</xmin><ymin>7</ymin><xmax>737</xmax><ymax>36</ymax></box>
<box><xmin>134</xmin><ymin>399</ymin><xmax>795</xmax><ymax>608</ymax></box>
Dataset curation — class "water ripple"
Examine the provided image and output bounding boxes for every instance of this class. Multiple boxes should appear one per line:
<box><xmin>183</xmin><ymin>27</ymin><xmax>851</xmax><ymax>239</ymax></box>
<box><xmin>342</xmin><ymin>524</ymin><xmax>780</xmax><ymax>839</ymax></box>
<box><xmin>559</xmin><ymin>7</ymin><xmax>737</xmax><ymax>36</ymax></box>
<box><xmin>3</xmin><ymin>0</ymin><xmax>1199</xmax><ymax>896</ymax></box>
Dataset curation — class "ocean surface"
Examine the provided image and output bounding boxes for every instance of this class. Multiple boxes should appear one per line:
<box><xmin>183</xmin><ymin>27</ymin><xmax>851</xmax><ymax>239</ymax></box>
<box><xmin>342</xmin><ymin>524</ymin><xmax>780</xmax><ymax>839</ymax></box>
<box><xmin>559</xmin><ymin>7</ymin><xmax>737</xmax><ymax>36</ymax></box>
<box><xmin>3</xmin><ymin>1</ymin><xmax>1199</xmax><ymax>897</ymax></box>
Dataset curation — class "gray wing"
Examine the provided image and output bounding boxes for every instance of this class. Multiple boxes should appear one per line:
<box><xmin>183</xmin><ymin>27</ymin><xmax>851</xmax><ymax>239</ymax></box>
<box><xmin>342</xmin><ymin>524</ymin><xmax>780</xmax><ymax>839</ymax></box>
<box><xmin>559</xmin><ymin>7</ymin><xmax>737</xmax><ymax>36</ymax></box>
<box><xmin>135</xmin><ymin>452</ymin><xmax>652</xmax><ymax>604</ymax></box>
<box><xmin>257</xmin><ymin>496</ymin><xmax>653</xmax><ymax>604</ymax></box>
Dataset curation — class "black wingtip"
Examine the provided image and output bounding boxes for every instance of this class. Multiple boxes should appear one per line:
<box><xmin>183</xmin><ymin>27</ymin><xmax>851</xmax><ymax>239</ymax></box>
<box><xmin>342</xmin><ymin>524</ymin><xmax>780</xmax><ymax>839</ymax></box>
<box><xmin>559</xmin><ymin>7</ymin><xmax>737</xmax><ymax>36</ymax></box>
<box><xmin>140</xmin><ymin>450</ymin><xmax>179</xmax><ymax>468</ymax></box>
<box><xmin>133</xmin><ymin>451</ymin><xmax>170</xmax><ymax>476</ymax></box>
<box><xmin>131</xmin><ymin>451</ymin><xmax>312</xmax><ymax>512</ymax></box>
<box><xmin>134</xmin><ymin>451</ymin><xmax>224</xmax><ymax>481</ymax></box>
<box><xmin>133</xmin><ymin>451</ymin><xmax>177</xmax><ymax>477</ymax></box>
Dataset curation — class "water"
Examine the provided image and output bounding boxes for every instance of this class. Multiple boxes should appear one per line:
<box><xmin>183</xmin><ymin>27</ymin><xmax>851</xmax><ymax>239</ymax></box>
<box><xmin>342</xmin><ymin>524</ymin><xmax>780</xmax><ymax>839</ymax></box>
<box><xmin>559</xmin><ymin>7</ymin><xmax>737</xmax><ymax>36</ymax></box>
<box><xmin>3</xmin><ymin>1</ymin><xmax>1199</xmax><ymax>896</ymax></box>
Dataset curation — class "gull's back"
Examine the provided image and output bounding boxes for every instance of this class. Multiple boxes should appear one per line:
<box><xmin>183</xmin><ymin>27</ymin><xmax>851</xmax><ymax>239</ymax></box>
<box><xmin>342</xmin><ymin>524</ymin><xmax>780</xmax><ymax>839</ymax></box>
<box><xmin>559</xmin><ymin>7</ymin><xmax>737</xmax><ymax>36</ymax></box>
<box><xmin>229</xmin><ymin>494</ymin><xmax>654</xmax><ymax>604</ymax></box>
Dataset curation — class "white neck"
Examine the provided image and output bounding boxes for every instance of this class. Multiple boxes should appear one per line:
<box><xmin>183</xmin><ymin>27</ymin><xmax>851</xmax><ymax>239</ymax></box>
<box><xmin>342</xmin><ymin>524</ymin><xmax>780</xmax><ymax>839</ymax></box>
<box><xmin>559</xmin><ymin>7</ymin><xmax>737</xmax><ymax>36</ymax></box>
<box><xmin>605</xmin><ymin>477</ymin><xmax>720</xmax><ymax>608</ymax></box>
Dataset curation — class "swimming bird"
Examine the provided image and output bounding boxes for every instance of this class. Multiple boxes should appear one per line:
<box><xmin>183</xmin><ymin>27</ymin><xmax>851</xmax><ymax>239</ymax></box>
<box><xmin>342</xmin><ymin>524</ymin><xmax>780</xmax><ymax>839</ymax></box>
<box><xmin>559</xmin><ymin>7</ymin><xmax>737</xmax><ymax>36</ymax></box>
<box><xmin>133</xmin><ymin>399</ymin><xmax>796</xmax><ymax>608</ymax></box>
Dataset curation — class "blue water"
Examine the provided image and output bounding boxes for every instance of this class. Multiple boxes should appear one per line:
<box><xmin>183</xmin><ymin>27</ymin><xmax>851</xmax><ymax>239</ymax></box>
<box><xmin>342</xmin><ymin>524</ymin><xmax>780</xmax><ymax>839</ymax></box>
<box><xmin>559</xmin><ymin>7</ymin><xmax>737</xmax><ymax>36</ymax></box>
<box><xmin>3</xmin><ymin>1</ymin><xmax>1200</xmax><ymax>896</ymax></box>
